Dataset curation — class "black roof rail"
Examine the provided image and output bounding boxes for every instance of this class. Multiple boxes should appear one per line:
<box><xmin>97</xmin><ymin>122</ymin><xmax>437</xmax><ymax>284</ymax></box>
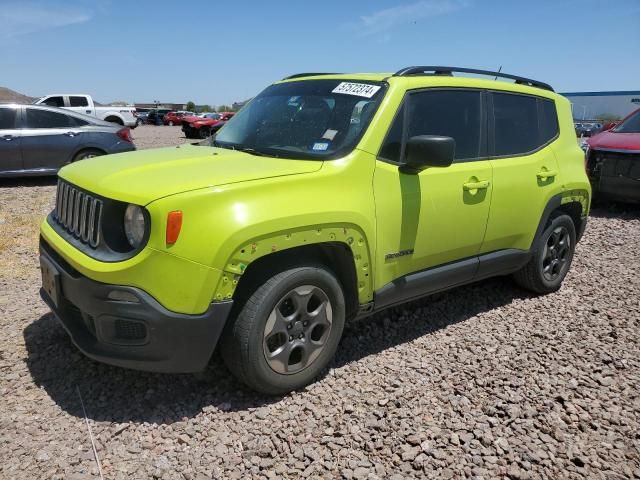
<box><xmin>393</xmin><ymin>66</ymin><xmax>554</xmax><ymax>92</ymax></box>
<box><xmin>282</xmin><ymin>72</ymin><xmax>340</xmax><ymax>80</ymax></box>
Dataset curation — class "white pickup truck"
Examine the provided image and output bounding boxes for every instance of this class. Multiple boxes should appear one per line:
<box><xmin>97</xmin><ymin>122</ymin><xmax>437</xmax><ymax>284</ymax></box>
<box><xmin>33</xmin><ymin>94</ymin><xmax>137</xmax><ymax>128</ymax></box>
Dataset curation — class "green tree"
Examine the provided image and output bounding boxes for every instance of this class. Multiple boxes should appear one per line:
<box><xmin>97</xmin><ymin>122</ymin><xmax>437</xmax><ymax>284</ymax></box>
<box><xmin>186</xmin><ymin>101</ymin><xmax>196</xmax><ymax>112</ymax></box>
<box><xmin>217</xmin><ymin>105</ymin><xmax>232</xmax><ymax>112</ymax></box>
<box><xmin>197</xmin><ymin>104</ymin><xmax>212</xmax><ymax>113</ymax></box>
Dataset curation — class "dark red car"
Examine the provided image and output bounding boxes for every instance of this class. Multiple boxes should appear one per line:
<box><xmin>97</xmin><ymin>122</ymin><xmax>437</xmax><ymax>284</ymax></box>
<box><xmin>182</xmin><ymin>112</ymin><xmax>235</xmax><ymax>139</ymax></box>
<box><xmin>586</xmin><ymin>107</ymin><xmax>640</xmax><ymax>203</ymax></box>
<box><xmin>163</xmin><ymin>111</ymin><xmax>190</xmax><ymax>126</ymax></box>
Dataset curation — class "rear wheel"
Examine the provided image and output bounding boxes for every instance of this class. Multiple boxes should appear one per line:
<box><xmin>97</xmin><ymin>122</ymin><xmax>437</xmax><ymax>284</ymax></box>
<box><xmin>104</xmin><ymin>116</ymin><xmax>124</xmax><ymax>126</ymax></box>
<box><xmin>72</xmin><ymin>149</ymin><xmax>105</xmax><ymax>162</ymax></box>
<box><xmin>221</xmin><ymin>266</ymin><xmax>345</xmax><ymax>395</ymax></box>
<box><xmin>513</xmin><ymin>213</ymin><xmax>576</xmax><ymax>294</ymax></box>
<box><xmin>168</xmin><ymin>121</ymin><xmax>174</xmax><ymax>126</ymax></box>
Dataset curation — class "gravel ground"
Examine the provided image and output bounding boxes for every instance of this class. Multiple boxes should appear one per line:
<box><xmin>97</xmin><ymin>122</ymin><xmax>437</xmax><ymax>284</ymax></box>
<box><xmin>0</xmin><ymin>126</ymin><xmax>639</xmax><ymax>479</ymax></box>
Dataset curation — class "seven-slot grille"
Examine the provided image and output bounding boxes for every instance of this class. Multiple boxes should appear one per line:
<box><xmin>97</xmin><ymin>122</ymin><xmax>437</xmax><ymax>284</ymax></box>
<box><xmin>53</xmin><ymin>180</ymin><xmax>103</xmax><ymax>248</ymax></box>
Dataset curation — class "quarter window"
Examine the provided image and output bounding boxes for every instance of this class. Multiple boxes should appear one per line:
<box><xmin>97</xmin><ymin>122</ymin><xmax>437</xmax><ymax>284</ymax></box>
<box><xmin>407</xmin><ymin>90</ymin><xmax>483</xmax><ymax>161</ymax></box>
<box><xmin>25</xmin><ymin>108</ymin><xmax>76</xmax><ymax>128</ymax></box>
<box><xmin>539</xmin><ymin>99</ymin><xmax>559</xmax><ymax>145</ymax></box>
<box><xmin>379</xmin><ymin>105</ymin><xmax>405</xmax><ymax>162</ymax></box>
<box><xmin>0</xmin><ymin>107</ymin><xmax>17</xmax><ymax>129</ymax></box>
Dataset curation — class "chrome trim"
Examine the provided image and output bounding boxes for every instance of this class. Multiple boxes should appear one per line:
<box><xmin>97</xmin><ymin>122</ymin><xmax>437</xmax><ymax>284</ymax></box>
<box><xmin>53</xmin><ymin>180</ymin><xmax>103</xmax><ymax>248</ymax></box>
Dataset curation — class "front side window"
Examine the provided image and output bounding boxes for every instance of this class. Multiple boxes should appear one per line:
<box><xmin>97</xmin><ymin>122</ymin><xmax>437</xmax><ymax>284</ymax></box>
<box><xmin>0</xmin><ymin>107</ymin><xmax>17</xmax><ymax>129</ymax></box>
<box><xmin>25</xmin><ymin>108</ymin><xmax>75</xmax><ymax>128</ymax></box>
<box><xmin>69</xmin><ymin>96</ymin><xmax>89</xmax><ymax>107</ymax></box>
<box><xmin>407</xmin><ymin>90</ymin><xmax>483</xmax><ymax>161</ymax></box>
<box><xmin>213</xmin><ymin>79</ymin><xmax>387</xmax><ymax>159</ymax></box>
<box><xmin>42</xmin><ymin>96</ymin><xmax>65</xmax><ymax>108</ymax></box>
<box><xmin>613</xmin><ymin>109</ymin><xmax>640</xmax><ymax>133</ymax></box>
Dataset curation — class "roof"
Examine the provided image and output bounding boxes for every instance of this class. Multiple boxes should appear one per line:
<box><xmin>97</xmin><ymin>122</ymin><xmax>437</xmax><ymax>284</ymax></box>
<box><xmin>561</xmin><ymin>91</ymin><xmax>640</xmax><ymax>97</ymax></box>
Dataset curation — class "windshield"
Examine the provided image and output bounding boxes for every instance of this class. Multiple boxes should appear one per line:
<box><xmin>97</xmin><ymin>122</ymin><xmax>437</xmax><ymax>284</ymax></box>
<box><xmin>212</xmin><ymin>79</ymin><xmax>387</xmax><ymax>159</ymax></box>
<box><xmin>613</xmin><ymin>109</ymin><xmax>640</xmax><ymax>133</ymax></box>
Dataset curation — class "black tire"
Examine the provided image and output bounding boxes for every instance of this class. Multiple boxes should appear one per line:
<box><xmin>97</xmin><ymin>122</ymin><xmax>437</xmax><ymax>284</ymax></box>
<box><xmin>221</xmin><ymin>266</ymin><xmax>346</xmax><ymax>395</ymax></box>
<box><xmin>513</xmin><ymin>213</ymin><xmax>576</xmax><ymax>294</ymax></box>
<box><xmin>198</xmin><ymin>127</ymin><xmax>211</xmax><ymax>139</ymax></box>
<box><xmin>168</xmin><ymin>121</ymin><xmax>174</xmax><ymax>126</ymax></box>
<box><xmin>72</xmin><ymin>149</ymin><xmax>105</xmax><ymax>162</ymax></box>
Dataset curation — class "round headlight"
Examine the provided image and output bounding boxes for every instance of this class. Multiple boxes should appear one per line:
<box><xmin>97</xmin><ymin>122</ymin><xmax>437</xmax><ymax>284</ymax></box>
<box><xmin>124</xmin><ymin>204</ymin><xmax>146</xmax><ymax>248</ymax></box>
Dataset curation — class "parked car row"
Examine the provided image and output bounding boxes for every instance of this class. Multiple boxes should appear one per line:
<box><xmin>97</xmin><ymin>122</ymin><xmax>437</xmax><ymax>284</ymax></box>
<box><xmin>574</xmin><ymin>122</ymin><xmax>603</xmax><ymax>137</ymax></box>
<box><xmin>0</xmin><ymin>103</ymin><xmax>135</xmax><ymax>177</ymax></box>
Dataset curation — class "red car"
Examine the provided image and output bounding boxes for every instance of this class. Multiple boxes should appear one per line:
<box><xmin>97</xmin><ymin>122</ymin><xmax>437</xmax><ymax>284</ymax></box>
<box><xmin>182</xmin><ymin>112</ymin><xmax>235</xmax><ymax>139</ymax></box>
<box><xmin>586</xmin><ymin>107</ymin><xmax>640</xmax><ymax>203</ymax></box>
<box><xmin>163</xmin><ymin>111</ymin><xmax>189</xmax><ymax>126</ymax></box>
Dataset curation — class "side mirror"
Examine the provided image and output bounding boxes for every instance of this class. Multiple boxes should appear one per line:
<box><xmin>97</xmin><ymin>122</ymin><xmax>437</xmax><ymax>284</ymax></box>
<box><xmin>400</xmin><ymin>135</ymin><xmax>455</xmax><ymax>174</ymax></box>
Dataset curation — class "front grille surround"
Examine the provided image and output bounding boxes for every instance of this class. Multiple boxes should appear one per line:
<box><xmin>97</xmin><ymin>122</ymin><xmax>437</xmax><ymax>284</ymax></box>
<box><xmin>48</xmin><ymin>179</ymin><xmax>151</xmax><ymax>262</ymax></box>
<box><xmin>54</xmin><ymin>179</ymin><xmax>103</xmax><ymax>248</ymax></box>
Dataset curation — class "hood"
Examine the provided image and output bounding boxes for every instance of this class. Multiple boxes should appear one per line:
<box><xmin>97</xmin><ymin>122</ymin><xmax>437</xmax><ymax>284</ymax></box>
<box><xmin>588</xmin><ymin>130</ymin><xmax>640</xmax><ymax>151</ymax></box>
<box><xmin>59</xmin><ymin>145</ymin><xmax>323</xmax><ymax>205</ymax></box>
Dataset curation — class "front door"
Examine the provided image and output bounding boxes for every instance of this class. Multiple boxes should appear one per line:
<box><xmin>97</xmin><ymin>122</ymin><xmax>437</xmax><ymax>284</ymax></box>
<box><xmin>0</xmin><ymin>106</ymin><xmax>22</xmax><ymax>173</ymax></box>
<box><xmin>20</xmin><ymin>107</ymin><xmax>82</xmax><ymax>171</ymax></box>
<box><xmin>373</xmin><ymin>88</ymin><xmax>493</xmax><ymax>298</ymax></box>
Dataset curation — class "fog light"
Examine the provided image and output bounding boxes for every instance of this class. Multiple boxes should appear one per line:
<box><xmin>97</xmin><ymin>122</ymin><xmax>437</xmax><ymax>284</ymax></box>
<box><xmin>107</xmin><ymin>290</ymin><xmax>140</xmax><ymax>303</ymax></box>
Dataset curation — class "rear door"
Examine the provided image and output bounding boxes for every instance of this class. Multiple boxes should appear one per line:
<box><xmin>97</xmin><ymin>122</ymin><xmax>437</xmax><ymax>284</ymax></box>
<box><xmin>0</xmin><ymin>106</ymin><xmax>22</xmax><ymax>173</ymax></box>
<box><xmin>20</xmin><ymin>107</ymin><xmax>83</xmax><ymax>171</ymax></box>
<box><xmin>480</xmin><ymin>91</ymin><xmax>561</xmax><ymax>254</ymax></box>
<box><xmin>69</xmin><ymin>95</ymin><xmax>93</xmax><ymax>116</ymax></box>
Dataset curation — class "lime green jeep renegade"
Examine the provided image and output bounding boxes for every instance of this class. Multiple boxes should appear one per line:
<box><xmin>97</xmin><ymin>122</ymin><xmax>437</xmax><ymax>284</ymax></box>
<box><xmin>39</xmin><ymin>66</ymin><xmax>590</xmax><ymax>394</ymax></box>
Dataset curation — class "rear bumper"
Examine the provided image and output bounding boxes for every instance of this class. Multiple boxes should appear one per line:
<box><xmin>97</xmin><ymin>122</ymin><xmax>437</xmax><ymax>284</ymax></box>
<box><xmin>39</xmin><ymin>240</ymin><xmax>233</xmax><ymax>373</ymax></box>
<box><xmin>588</xmin><ymin>148</ymin><xmax>640</xmax><ymax>203</ymax></box>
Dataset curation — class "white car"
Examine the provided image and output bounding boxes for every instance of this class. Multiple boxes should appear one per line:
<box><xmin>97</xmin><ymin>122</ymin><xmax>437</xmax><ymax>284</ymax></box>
<box><xmin>34</xmin><ymin>94</ymin><xmax>137</xmax><ymax>128</ymax></box>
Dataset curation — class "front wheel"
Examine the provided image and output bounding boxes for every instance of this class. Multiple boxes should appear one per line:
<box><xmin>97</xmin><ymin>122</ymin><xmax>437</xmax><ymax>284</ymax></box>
<box><xmin>221</xmin><ymin>266</ymin><xmax>345</xmax><ymax>395</ymax></box>
<box><xmin>513</xmin><ymin>213</ymin><xmax>576</xmax><ymax>294</ymax></box>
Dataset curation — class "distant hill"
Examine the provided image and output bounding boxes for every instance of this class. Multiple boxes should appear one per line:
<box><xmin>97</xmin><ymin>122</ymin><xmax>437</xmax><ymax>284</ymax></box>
<box><xmin>0</xmin><ymin>87</ymin><xmax>35</xmax><ymax>104</ymax></box>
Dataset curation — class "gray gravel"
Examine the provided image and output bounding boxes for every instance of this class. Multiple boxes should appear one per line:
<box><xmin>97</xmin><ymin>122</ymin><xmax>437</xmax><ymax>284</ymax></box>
<box><xmin>0</xmin><ymin>126</ymin><xmax>639</xmax><ymax>479</ymax></box>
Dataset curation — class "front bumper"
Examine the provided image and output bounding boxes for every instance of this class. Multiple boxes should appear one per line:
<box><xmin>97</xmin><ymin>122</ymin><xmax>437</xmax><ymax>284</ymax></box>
<box><xmin>39</xmin><ymin>240</ymin><xmax>233</xmax><ymax>373</ymax></box>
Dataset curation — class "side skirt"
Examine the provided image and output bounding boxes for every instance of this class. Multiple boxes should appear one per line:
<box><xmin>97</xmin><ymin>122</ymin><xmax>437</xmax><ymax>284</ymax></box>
<box><xmin>371</xmin><ymin>249</ymin><xmax>530</xmax><ymax>312</ymax></box>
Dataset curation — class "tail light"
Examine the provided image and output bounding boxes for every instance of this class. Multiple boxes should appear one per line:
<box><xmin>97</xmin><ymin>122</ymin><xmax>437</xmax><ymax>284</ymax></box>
<box><xmin>117</xmin><ymin>127</ymin><xmax>133</xmax><ymax>143</ymax></box>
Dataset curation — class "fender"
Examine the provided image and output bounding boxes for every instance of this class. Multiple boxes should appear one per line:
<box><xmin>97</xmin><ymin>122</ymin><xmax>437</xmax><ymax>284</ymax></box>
<box><xmin>211</xmin><ymin>224</ymin><xmax>373</xmax><ymax>303</ymax></box>
<box><xmin>532</xmin><ymin>189</ymin><xmax>590</xmax><ymax>245</ymax></box>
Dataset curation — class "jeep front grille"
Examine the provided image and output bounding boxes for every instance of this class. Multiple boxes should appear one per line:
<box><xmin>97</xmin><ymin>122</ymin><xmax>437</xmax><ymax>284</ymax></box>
<box><xmin>53</xmin><ymin>180</ymin><xmax>103</xmax><ymax>248</ymax></box>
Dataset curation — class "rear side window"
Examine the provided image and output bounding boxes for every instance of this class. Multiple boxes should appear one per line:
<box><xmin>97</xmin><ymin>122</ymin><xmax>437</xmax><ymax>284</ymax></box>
<box><xmin>25</xmin><ymin>108</ymin><xmax>76</xmax><ymax>128</ymax></box>
<box><xmin>0</xmin><ymin>108</ymin><xmax>17</xmax><ymax>129</ymax></box>
<box><xmin>42</xmin><ymin>96</ymin><xmax>65</xmax><ymax>107</ymax></box>
<box><xmin>492</xmin><ymin>92</ymin><xmax>559</xmax><ymax>156</ymax></box>
<box><xmin>407</xmin><ymin>90</ymin><xmax>483</xmax><ymax>161</ymax></box>
<box><xmin>69</xmin><ymin>96</ymin><xmax>88</xmax><ymax>107</ymax></box>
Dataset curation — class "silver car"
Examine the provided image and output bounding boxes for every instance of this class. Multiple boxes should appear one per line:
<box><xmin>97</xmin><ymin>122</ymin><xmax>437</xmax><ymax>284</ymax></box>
<box><xmin>0</xmin><ymin>103</ymin><xmax>136</xmax><ymax>177</ymax></box>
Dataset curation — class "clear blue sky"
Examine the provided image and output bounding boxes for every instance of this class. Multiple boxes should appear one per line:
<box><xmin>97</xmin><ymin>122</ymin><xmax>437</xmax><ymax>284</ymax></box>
<box><xmin>1</xmin><ymin>0</ymin><xmax>638</xmax><ymax>106</ymax></box>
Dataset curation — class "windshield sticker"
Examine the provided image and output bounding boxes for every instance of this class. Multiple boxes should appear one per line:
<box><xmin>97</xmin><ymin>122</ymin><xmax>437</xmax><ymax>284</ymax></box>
<box><xmin>312</xmin><ymin>142</ymin><xmax>329</xmax><ymax>151</ymax></box>
<box><xmin>332</xmin><ymin>82</ymin><xmax>381</xmax><ymax>98</ymax></box>
<box><xmin>288</xmin><ymin>96</ymin><xmax>301</xmax><ymax>106</ymax></box>
<box><xmin>322</xmin><ymin>129</ymin><xmax>338</xmax><ymax>141</ymax></box>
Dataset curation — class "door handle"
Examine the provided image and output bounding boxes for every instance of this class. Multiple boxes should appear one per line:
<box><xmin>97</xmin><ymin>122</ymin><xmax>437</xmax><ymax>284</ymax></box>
<box><xmin>536</xmin><ymin>169</ymin><xmax>558</xmax><ymax>180</ymax></box>
<box><xmin>86</xmin><ymin>110</ymin><xmax>92</xmax><ymax>114</ymax></box>
<box><xmin>463</xmin><ymin>180</ymin><xmax>490</xmax><ymax>191</ymax></box>
<box><xmin>2</xmin><ymin>135</ymin><xmax>13</xmax><ymax>141</ymax></box>
<box><xmin>65</xmin><ymin>131</ymin><xmax>80</xmax><ymax>137</ymax></box>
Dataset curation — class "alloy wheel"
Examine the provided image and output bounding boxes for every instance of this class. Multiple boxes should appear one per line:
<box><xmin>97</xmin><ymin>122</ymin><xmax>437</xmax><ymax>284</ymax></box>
<box><xmin>541</xmin><ymin>225</ymin><xmax>571</xmax><ymax>281</ymax></box>
<box><xmin>262</xmin><ymin>285</ymin><xmax>333</xmax><ymax>375</ymax></box>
